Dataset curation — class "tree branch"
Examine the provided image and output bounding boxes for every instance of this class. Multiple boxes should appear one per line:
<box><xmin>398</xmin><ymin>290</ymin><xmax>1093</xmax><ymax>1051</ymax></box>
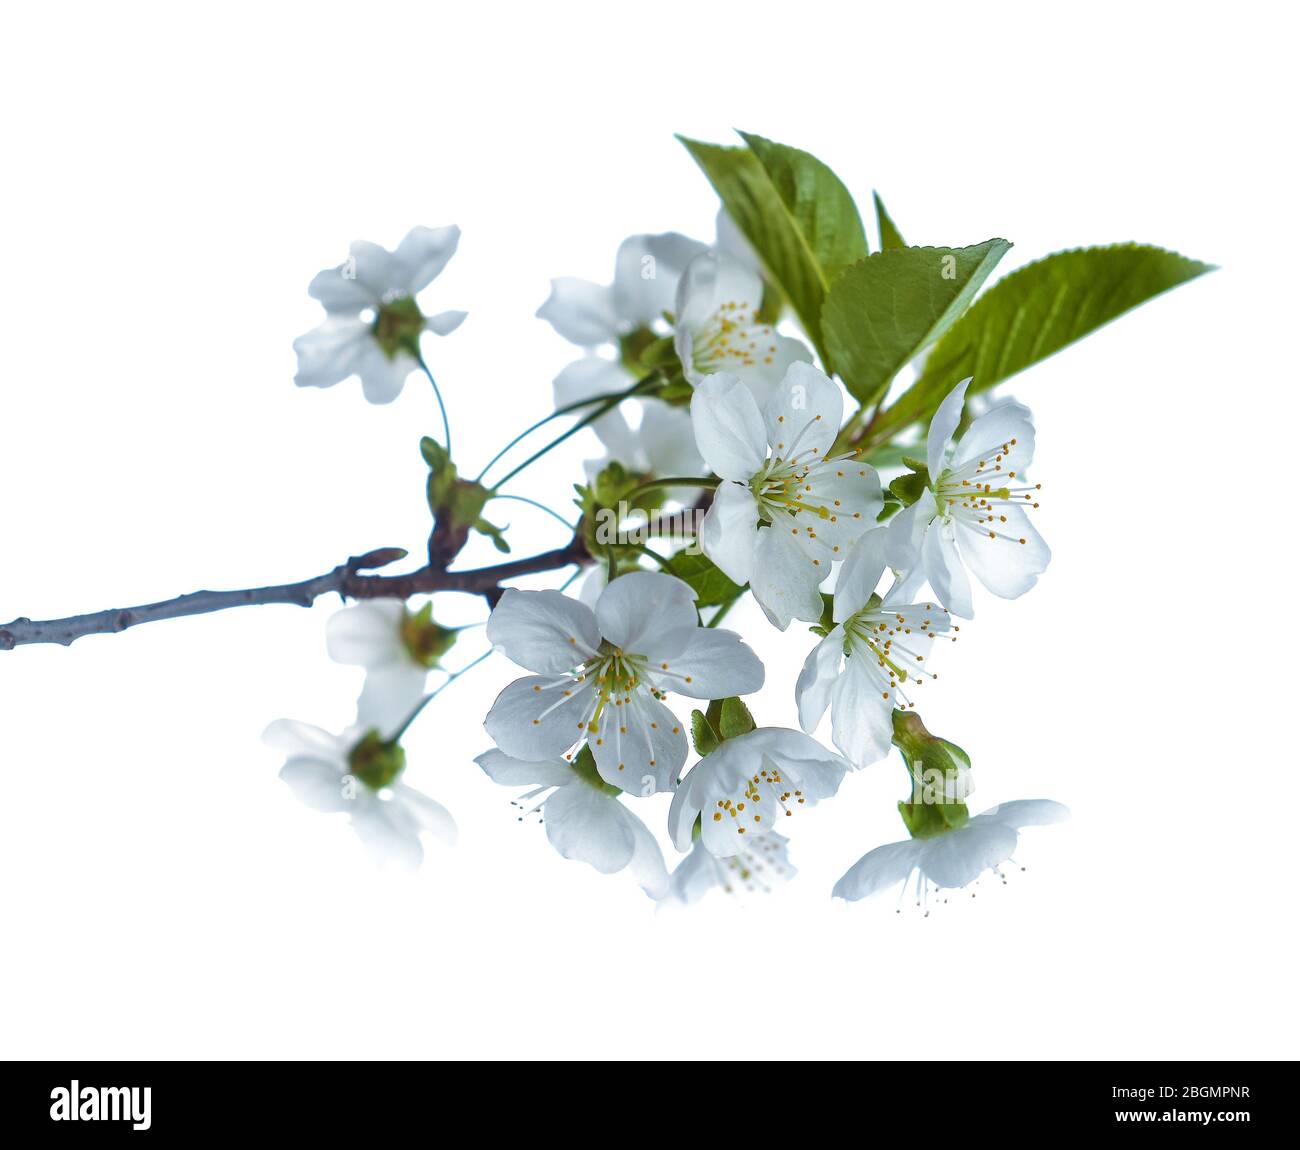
<box><xmin>0</xmin><ymin>538</ymin><xmax>589</xmax><ymax>651</ymax></box>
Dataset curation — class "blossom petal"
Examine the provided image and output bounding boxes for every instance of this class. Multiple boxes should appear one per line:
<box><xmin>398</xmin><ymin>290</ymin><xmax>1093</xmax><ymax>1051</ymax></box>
<box><xmin>690</xmin><ymin>372</ymin><xmax>768</xmax><ymax>481</ymax></box>
<box><xmin>922</xmin><ymin>513</ymin><xmax>975</xmax><ymax>619</ymax></box>
<box><xmin>795</xmin><ymin>627</ymin><xmax>843</xmax><ymax>734</ymax></box>
<box><xmin>667</xmin><ymin>776</ymin><xmax>702</xmax><ymax>853</ymax></box>
<box><xmin>952</xmin><ymin>400</ymin><xmax>1036</xmax><ymax>470</ymax></box>
<box><xmin>483</xmin><ymin>675</ymin><xmax>594</xmax><ymax>761</ymax></box>
<box><xmin>955</xmin><ymin>504</ymin><xmax>1050</xmax><ymax>601</ymax></box>
<box><xmin>487</xmin><ymin>588</ymin><xmax>601</xmax><ymax>673</ymax></box>
<box><xmin>475</xmin><ymin>748</ymin><xmax>575</xmax><ymax>789</ymax></box>
<box><xmin>394</xmin><ymin>225</ymin><xmax>460</xmax><ymax>294</ymax></box>
<box><xmin>751</xmin><ymin>523</ymin><xmax>826</xmax><ymax>630</ymax></box>
<box><xmin>638</xmin><ymin>401</ymin><xmax>706</xmax><ymax>480</ymax></box>
<box><xmin>307</xmin><ymin>264</ymin><xmax>380</xmax><ymax>313</ymax></box>
<box><xmin>612</xmin><ymin>232</ymin><xmax>707</xmax><ymax>327</ymax></box>
<box><xmin>829</xmin><ymin>654</ymin><xmax>894</xmax><ymax>768</ymax></box>
<box><xmin>542</xmin><ymin>783</ymin><xmax>635</xmax><ymax>873</ymax></box>
<box><xmin>674</xmin><ymin>252</ymin><xmax>762</xmax><ymax>344</ymax></box>
<box><xmin>325</xmin><ymin>600</ymin><xmax>406</xmax><ymax>668</ymax></box>
<box><xmin>979</xmin><ymin>799</ymin><xmax>1070</xmax><ymax>829</ymax></box>
<box><xmin>262</xmin><ymin>718</ymin><xmax>347</xmax><ymax>762</ymax></box>
<box><xmin>764</xmin><ymin>362</ymin><xmax>843</xmax><ymax>461</ymax></box>
<box><xmin>699</xmin><ymin>482</ymin><xmax>759</xmax><ymax>586</ymax></box>
<box><xmin>833</xmin><ymin>529</ymin><xmax>889</xmax><ymax>622</ymax></box>
<box><xmin>425</xmin><ymin>309</ymin><xmax>468</xmax><ymax>336</ymax></box>
<box><xmin>885</xmin><ymin>487</ymin><xmax>937</xmax><ymax>574</ymax></box>
<box><xmin>919</xmin><ymin>820</ymin><xmax>1018</xmax><ymax>888</ymax></box>
<box><xmin>658</xmin><ymin>627</ymin><xmax>764</xmax><ymax>700</ymax></box>
<box><xmin>392</xmin><ymin>783</ymin><xmax>458</xmax><ymax>846</ymax></box>
<box><xmin>832</xmin><ymin>839</ymin><xmax>921</xmax><ymax>900</ymax></box>
<box><xmin>927</xmin><ymin>377</ymin><xmax>972</xmax><ymax>479</ymax></box>
<box><xmin>356</xmin><ymin>663</ymin><xmax>429</xmax><ymax>739</ymax></box>
<box><xmin>356</xmin><ymin>345</ymin><xmax>417</xmax><ymax>405</ymax></box>
<box><xmin>537</xmin><ymin>277</ymin><xmax>619</xmax><ymax>346</ymax></box>
<box><xmin>349</xmin><ymin>800</ymin><xmax>427</xmax><ymax>870</ymax></box>
<box><xmin>279</xmin><ymin>757</ymin><xmax>350</xmax><ymax>812</ymax></box>
<box><xmin>293</xmin><ymin>316</ymin><xmax>372</xmax><ymax>390</ymax></box>
<box><xmin>614</xmin><ymin>802</ymin><xmax>671</xmax><ymax>897</ymax></box>
<box><xmin>728</xmin><ymin>333</ymin><xmax>813</xmax><ymax>409</ymax></box>
<box><xmin>588</xmin><ymin>690</ymin><xmax>686</xmax><ymax>797</ymax></box>
<box><xmin>595</xmin><ymin>571</ymin><xmax>698</xmax><ymax>653</ymax></box>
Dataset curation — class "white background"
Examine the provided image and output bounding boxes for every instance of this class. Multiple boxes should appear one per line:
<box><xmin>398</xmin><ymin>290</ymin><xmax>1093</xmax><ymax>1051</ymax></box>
<box><xmin>2</xmin><ymin>2</ymin><xmax>1295</xmax><ymax>1060</ymax></box>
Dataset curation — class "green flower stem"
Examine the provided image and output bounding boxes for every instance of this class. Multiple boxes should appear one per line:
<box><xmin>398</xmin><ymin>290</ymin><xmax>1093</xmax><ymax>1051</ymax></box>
<box><xmin>479</xmin><ymin>370</ymin><xmax>664</xmax><ymax>488</ymax></box>
<box><xmin>706</xmin><ymin>593</ymin><xmax>741</xmax><ymax>628</ymax></box>
<box><xmin>622</xmin><ymin>475</ymin><xmax>720</xmax><ymax>504</ymax></box>
<box><xmin>417</xmin><ymin>355</ymin><xmax>453</xmax><ymax>458</ymax></box>
<box><xmin>389</xmin><ymin>648</ymin><xmax>495</xmax><ymax>743</ymax></box>
<box><xmin>487</xmin><ymin>493</ymin><xmax>577</xmax><ymax>531</ymax></box>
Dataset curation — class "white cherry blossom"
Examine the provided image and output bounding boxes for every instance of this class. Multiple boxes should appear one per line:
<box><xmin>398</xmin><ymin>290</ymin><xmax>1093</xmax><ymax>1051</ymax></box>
<box><xmin>482</xmin><ymin>572</ymin><xmax>764</xmax><ymax>794</ymax></box>
<box><xmin>476</xmin><ymin>748</ymin><xmax>668</xmax><ymax>898</ymax></box>
<box><xmin>692</xmin><ymin>363</ymin><xmax>883</xmax><ymax>629</ymax></box>
<box><xmin>263</xmin><ymin>718</ymin><xmax>456</xmax><ymax>869</ymax></box>
<box><xmin>886</xmin><ymin>379</ymin><xmax>1049</xmax><ymax>618</ymax></box>
<box><xmin>796</xmin><ymin>528</ymin><xmax>954</xmax><ymax>768</ymax></box>
<box><xmin>832</xmin><ymin>799</ymin><xmax>1068</xmax><ymax>904</ymax></box>
<box><xmin>674</xmin><ymin>251</ymin><xmax>810</xmax><ymax>407</ymax></box>
<box><xmin>664</xmin><ymin>832</ymin><xmax>796</xmax><ymax>906</ymax></box>
<box><xmin>293</xmin><ymin>225</ymin><xmax>466</xmax><ymax>404</ymax></box>
<box><xmin>668</xmin><ymin>728</ymin><xmax>849</xmax><ymax>858</ymax></box>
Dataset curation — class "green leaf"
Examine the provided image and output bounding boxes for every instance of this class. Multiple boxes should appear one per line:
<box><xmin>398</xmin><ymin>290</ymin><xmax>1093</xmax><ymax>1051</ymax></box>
<box><xmin>821</xmin><ymin>239</ymin><xmax>1012</xmax><ymax>408</ymax></box>
<box><xmin>873</xmin><ymin>243</ymin><xmax>1215</xmax><ymax>439</ymax></box>
<box><xmin>873</xmin><ymin>191</ymin><xmax>905</xmax><ymax>250</ymax></box>
<box><xmin>665</xmin><ymin>549</ymin><xmax>744</xmax><ymax>608</ymax></box>
<box><xmin>677</xmin><ymin>132</ymin><xmax>866</xmax><ymax>368</ymax></box>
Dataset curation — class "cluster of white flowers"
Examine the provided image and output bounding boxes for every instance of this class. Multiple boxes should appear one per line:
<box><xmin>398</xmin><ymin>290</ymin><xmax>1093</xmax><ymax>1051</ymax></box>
<box><xmin>265</xmin><ymin>223</ymin><xmax>1068</xmax><ymax>906</ymax></box>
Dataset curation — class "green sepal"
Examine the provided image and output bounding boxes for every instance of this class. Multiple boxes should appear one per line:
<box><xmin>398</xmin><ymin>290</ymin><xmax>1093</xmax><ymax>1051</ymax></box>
<box><xmin>888</xmin><ymin>460</ymin><xmax>930</xmax><ymax>508</ymax></box>
<box><xmin>891</xmin><ymin>710</ymin><xmax>972</xmax><ymax>837</ymax></box>
<box><xmin>371</xmin><ymin>296</ymin><xmax>425</xmax><ymax>360</ymax></box>
<box><xmin>347</xmin><ymin>729</ymin><xmax>407</xmax><ymax>791</ymax></box>
<box><xmin>399</xmin><ymin>602</ymin><xmax>457</xmax><ymax>669</ymax></box>
<box><xmin>716</xmin><ymin>696</ymin><xmax>756</xmax><ymax>740</ymax></box>
<box><xmin>691</xmin><ymin>709</ymin><xmax>721</xmax><ymax>757</ymax></box>
<box><xmin>421</xmin><ymin>436</ymin><xmax>508</xmax><ymax>552</ymax></box>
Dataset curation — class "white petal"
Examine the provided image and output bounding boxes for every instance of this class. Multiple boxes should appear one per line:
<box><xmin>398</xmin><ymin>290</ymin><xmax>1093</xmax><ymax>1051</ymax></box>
<box><xmin>392</xmin><ymin>783</ymin><xmax>458</xmax><ymax>846</ymax></box>
<box><xmin>542</xmin><ymin>783</ymin><xmax>635</xmax><ymax>873</ymax></box>
<box><xmin>675</xmin><ymin>251</ymin><xmax>763</xmax><ymax>339</ymax></box>
<box><xmin>829</xmin><ymin>655</ymin><xmax>895</xmax><ymax>768</ymax></box>
<box><xmin>588</xmin><ymin>690</ymin><xmax>686</xmax><ymax>796</ymax></box>
<box><xmin>613</xmin><ymin>802</ymin><xmax>671</xmax><ymax>897</ymax></box>
<box><xmin>306</xmin><ymin>263</ymin><xmax>380</xmax><ymax>313</ymax></box>
<box><xmin>919</xmin><ymin>820</ymin><xmax>1018</xmax><ymax>889</ymax></box>
<box><xmin>349</xmin><ymin>799</ymin><xmax>427</xmax><ymax>870</ymax></box>
<box><xmin>764</xmin><ymin>362</ymin><xmax>842</xmax><ymax>460</ymax></box>
<box><xmin>690</xmin><ymin>373</ymin><xmax>768</xmax><ymax>481</ymax></box>
<box><xmin>263</xmin><ymin>718</ymin><xmax>347</xmax><ymax>763</ymax></box>
<box><xmin>660</xmin><ymin>627</ymin><xmax>764</xmax><ymax>700</ymax></box>
<box><xmin>832</xmin><ymin>839</ymin><xmax>921</xmax><ymax>900</ymax></box>
<box><xmin>483</xmin><ymin>675</ymin><xmax>594</xmax><ymax>760</ymax></box>
<box><xmin>638</xmin><ymin>401</ymin><xmax>706</xmax><ymax>479</ymax></box>
<box><xmin>279</xmin><ymin>757</ymin><xmax>351</xmax><ymax>812</ymax></box>
<box><xmin>955</xmin><ymin>505</ymin><xmax>1050</xmax><ymax>601</ymax></box>
<box><xmin>356</xmin><ymin>345</ymin><xmax>417</xmax><ymax>405</ymax></box>
<box><xmin>325</xmin><ymin>600</ymin><xmax>406</xmax><ymax>668</ymax></box>
<box><xmin>486</xmin><ymin>588</ymin><xmax>601</xmax><ymax>674</ymax></box>
<box><xmin>795</xmin><ymin>628</ymin><xmax>843</xmax><ymax>734</ymax></box>
<box><xmin>394</xmin><ymin>225</ymin><xmax>460</xmax><ymax>294</ymax></box>
<box><xmin>952</xmin><ymin>400</ymin><xmax>1036</xmax><ymax>470</ymax></box>
<box><xmin>425</xmin><ymin>309</ymin><xmax>467</xmax><ymax>336</ymax></box>
<box><xmin>927</xmin><ymin>378</ymin><xmax>972</xmax><ymax>479</ymax></box>
<box><xmin>714</xmin><ymin>209</ymin><xmax>762</xmax><ymax>274</ymax></box>
<box><xmin>922</xmin><ymin>514</ymin><xmax>975</xmax><ymax>619</ymax></box>
<box><xmin>730</xmin><ymin>333</ymin><xmax>813</xmax><ymax>409</ymax></box>
<box><xmin>595</xmin><ymin>571</ymin><xmax>698</xmax><ymax>653</ymax></box>
<box><xmin>293</xmin><ymin>316</ymin><xmax>372</xmax><ymax>390</ymax></box>
<box><xmin>612</xmin><ymin>232</ymin><xmax>707</xmax><ymax>326</ymax></box>
<box><xmin>885</xmin><ymin>487</ymin><xmax>937</xmax><ymax>574</ymax></box>
<box><xmin>356</xmin><ymin>664</ymin><xmax>429</xmax><ymax>738</ymax></box>
<box><xmin>750</xmin><ymin>524</ymin><xmax>826</xmax><ymax>630</ymax></box>
<box><xmin>833</xmin><ymin>528</ymin><xmax>889</xmax><ymax>622</ymax></box>
<box><xmin>667</xmin><ymin>772</ymin><xmax>702</xmax><ymax>853</ymax></box>
<box><xmin>475</xmin><ymin>748</ymin><xmax>575</xmax><ymax>789</ymax></box>
<box><xmin>537</xmin><ymin>277</ymin><xmax>619</xmax><ymax>346</ymax></box>
<box><xmin>979</xmin><ymin>798</ymin><xmax>1070</xmax><ymax>829</ymax></box>
<box><xmin>699</xmin><ymin>482</ymin><xmax>760</xmax><ymax>586</ymax></box>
